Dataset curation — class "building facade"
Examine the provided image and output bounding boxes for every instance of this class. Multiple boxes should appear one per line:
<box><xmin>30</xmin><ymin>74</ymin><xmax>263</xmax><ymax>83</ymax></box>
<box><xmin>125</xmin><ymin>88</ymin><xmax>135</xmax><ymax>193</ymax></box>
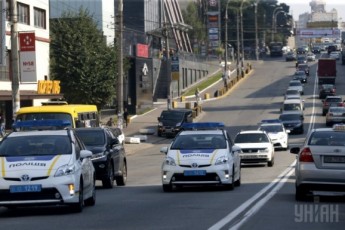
<box><xmin>0</xmin><ymin>0</ymin><xmax>60</xmax><ymax>129</ymax></box>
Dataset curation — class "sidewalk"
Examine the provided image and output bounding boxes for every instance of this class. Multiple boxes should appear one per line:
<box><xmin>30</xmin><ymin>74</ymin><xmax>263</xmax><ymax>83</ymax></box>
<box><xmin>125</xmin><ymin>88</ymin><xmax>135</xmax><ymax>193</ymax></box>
<box><xmin>122</xmin><ymin>61</ymin><xmax>257</xmax><ymax>155</ymax></box>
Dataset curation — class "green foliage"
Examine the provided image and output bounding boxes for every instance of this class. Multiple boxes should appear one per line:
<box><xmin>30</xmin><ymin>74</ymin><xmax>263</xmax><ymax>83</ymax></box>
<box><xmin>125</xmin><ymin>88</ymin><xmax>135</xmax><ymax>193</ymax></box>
<box><xmin>50</xmin><ymin>8</ymin><xmax>117</xmax><ymax>109</ymax></box>
<box><xmin>181</xmin><ymin>2</ymin><xmax>206</xmax><ymax>43</ymax></box>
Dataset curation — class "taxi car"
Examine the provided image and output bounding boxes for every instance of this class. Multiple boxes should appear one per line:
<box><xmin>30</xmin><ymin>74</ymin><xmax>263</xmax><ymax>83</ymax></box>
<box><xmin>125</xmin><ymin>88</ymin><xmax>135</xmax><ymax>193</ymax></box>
<box><xmin>160</xmin><ymin>122</ymin><xmax>241</xmax><ymax>192</ymax></box>
<box><xmin>290</xmin><ymin>124</ymin><xmax>345</xmax><ymax>200</ymax></box>
<box><xmin>0</xmin><ymin>120</ymin><xmax>96</xmax><ymax>212</ymax></box>
<box><xmin>234</xmin><ymin>130</ymin><xmax>275</xmax><ymax>167</ymax></box>
<box><xmin>258</xmin><ymin>120</ymin><xmax>290</xmax><ymax>150</ymax></box>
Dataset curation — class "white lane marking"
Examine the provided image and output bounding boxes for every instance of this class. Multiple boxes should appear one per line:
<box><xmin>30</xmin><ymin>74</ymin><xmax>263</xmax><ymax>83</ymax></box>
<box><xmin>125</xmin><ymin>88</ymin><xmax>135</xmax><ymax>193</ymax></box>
<box><xmin>307</xmin><ymin>68</ymin><xmax>319</xmax><ymax>133</ymax></box>
<box><xmin>229</xmin><ymin>164</ymin><xmax>295</xmax><ymax>230</ymax></box>
<box><xmin>209</xmin><ymin>161</ymin><xmax>296</xmax><ymax>230</ymax></box>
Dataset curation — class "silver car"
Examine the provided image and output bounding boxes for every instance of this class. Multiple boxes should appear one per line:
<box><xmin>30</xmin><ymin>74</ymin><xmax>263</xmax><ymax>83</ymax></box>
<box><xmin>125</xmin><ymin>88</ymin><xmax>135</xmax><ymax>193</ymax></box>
<box><xmin>290</xmin><ymin>124</ymin><xmax>345</xmax><ymax>200</ymax></box>
<box><xmin>325</xmin><ymin>107</ymin><xmax>345</xmax><ymax>126</ymax></box>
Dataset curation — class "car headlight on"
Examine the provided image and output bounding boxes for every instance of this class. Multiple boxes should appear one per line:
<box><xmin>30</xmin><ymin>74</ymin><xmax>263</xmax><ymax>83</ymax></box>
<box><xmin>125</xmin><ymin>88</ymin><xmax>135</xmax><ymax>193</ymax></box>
<box><xmin>158</xmin><ymin>122</ymin><xmax>163</xmax><ymax>126</ymax></box>
<box><xmin>258</xmin><ymin>148</ymin><xmax>269</xmax><ymax>153</ymax></box>
<box><xmin>164</xmin><ymin>157</ymin><xmax>176</xmax><ymax>166</ymax></box>
<box><xmin>55</xmin><ymin>164</ymin><xmax>75</xmax><ymax>177</ymax></box>
<box><xmin>215</xmin><ymin>156</ymin><xmax>228</xmax><ymax>165</ymax></box>
<box><xmin>175</xmin><ymin>122</ymin><xmax>182</xmax><ymax>127</ymax></box>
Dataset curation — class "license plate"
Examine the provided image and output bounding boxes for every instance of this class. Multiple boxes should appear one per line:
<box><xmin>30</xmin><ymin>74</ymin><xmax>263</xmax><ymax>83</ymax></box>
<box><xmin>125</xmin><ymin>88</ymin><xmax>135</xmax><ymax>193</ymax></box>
<box><xmin>324</xmin><ymin>156</ymin><xmax>345</xmax><ymax>163</ymax></box>
<box><xmin>184</xmin><ymin>170</ymin><xmax>206</xmax><ymax>176</ymax></box>
<box><xmin>165</xmin><ymin>128</ymin><xmax>173</xmax><ymax>133</ymax></box>
<box><xmin>10</xmin><ymin>184</ymin><xmax>42</xmax><ymax>193</ymax></box>
<box><xmin>241</xmin><ymin>155</ymin><xmax>259</xmax><ymax>159</ymax></box>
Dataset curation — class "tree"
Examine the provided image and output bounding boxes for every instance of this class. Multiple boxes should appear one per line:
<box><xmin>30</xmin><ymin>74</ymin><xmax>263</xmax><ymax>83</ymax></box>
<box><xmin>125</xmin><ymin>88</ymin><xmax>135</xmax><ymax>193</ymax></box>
<box><xmin>50</xmin><ymin>9</ymin><xmax>117</xmax><ymax>109</ymax></box>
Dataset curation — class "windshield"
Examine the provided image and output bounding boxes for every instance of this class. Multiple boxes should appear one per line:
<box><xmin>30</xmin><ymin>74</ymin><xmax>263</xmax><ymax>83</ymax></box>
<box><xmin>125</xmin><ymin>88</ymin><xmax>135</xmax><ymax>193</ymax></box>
<box><xmin>289</xmin><ymin>82</ymin><xmax>302</xmax><ymax>87</ymax></box>
<box><xmin>0</xmin><ymin>135</ymin><xmax>71</xmax><ymax>156</ymax></box>
<box><xmin>234</xmin><ymin>133</ymin><xmax>269</xmax><ymax>143</ymax></box>
<box><xmin>75</xmin><ymin>129</ymin><xmax>106</xmax><ymax>146</ymax></box>
<box><xmin>160</xmin><ymin>111</ymin><xmax>185</xmax><ymax>122</ymax></box>
<box><xmin>16</xmin><ymin>113</ymin><xmax>73</xmax><ymax>126</ymax></box>
<box><xmin>171</xmin><ymin>134</ymin><xmax>226</xmax><ymax>150</ymax></box>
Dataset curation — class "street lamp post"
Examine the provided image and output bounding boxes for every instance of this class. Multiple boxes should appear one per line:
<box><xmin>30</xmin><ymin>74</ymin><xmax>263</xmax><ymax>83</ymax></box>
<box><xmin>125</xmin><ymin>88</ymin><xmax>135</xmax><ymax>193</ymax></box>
<box><xmin>254</xmin><ymin>1</ymin><xmax>259</xmax><ymax>60</ymax></box>
<box><xmin>271</xmin><ymin>6</ymin><xmax>283</xmax><ymax>42</ymax></box>
<box><xmin>224</xmin><ymin>0</ymin><xmax>231</xmax><ymax>77</ymax></box>
<box><xmin>240</xmin><ymin>0</ymin><xmax>244</xmax><ymax>76</ymax></box>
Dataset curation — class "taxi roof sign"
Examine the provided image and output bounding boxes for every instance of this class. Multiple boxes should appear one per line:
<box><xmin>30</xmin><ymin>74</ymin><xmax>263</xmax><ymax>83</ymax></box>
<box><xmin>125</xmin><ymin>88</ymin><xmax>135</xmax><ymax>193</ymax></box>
<box><xmin>181</xmin><ymin>122</ymin><xmax>225</xmax><ymax>130</ymax></box>
<box><xmin>332</xmin><ymin>124</ymin><xmax>345</xmax><ymax>131</ymax></box>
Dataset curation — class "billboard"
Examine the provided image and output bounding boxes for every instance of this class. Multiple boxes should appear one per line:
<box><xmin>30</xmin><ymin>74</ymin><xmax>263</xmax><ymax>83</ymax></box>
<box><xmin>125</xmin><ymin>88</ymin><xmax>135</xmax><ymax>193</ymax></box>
<box><xmin>19</xmin><ymin>32</ymin><xmax>37</xmax><ymax>82</ymax></box>
<box><xmin>297</xmin><ymin>28</ymin><xmax>340</xmax><ymax>38</ymax></box>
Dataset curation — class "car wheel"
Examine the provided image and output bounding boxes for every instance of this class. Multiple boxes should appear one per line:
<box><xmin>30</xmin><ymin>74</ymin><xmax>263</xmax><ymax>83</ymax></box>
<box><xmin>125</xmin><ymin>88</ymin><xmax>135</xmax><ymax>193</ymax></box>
<box><xmin>295</xmin><ymin>186</ymin><xmax>307</xmax><ymax>201</ymax></box>
<box><xmin>158</xmin><ymin>130</ymin><xmax>162</xmax><ymax>137</ymax></box>
<box><xmin>162</xmin><ymin>184</ymin><xmax>173</xmax><ymax>192</ymax></box>
<box><xmin>102</xmin><ymin>163</ymin><xmax>114</xmax><ymax>189</ymax></box>
<box><xmin>234</xmin><ymin>166</ymin><xmax>241</xmax><ymax>187</ymax></box>
<box><xmin>267</xmin><ymin>157</ymin><xmax>274</xmax><ymax>167</ymax></box>
<box><xmin>85</xmin><ymin>176</ymin><xmax>96</xmax><ymax>206</ymax></box>
<box><xmin>71</xmin><ymin>180</ymin><xmax>84</xmax><ymax>213</ymax></box>
<box><xmin>116</xmin><ymin>161</ymin><xmax>127</xmax><ymax>186</ymax></box>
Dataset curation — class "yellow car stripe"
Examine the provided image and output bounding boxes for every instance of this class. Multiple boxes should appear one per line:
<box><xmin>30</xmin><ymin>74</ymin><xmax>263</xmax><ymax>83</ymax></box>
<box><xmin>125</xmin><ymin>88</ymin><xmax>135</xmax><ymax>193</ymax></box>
<box><xmin>47</xmin><ymin>155</ymin><xmax>61</xmax><ymax>176</ymax></box>
<box><xmin>210</xmin><ymin>149</ymin><xmax>218</xmax><ymax>164</ymax></box>
<box><xmin>1</xmin><ymin>157</ymin><xmax>5</xmax><ymax>177</ymax></box>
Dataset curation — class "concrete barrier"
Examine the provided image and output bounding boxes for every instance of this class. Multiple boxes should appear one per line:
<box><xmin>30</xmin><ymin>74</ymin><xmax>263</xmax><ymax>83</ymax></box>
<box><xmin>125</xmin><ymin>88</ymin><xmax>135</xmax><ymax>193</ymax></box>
<box><xmin>180</xmin><ymin>96</ymin><xmax>185</xmax><ymax>102</ymax></box>
<box><xmin>204</xmin><ymin>93</ymin><xmax>210</xmax><ymax>100</ymax></box>
<box><xmin>185</xmin><ymin>102</ymin><xmax>192</xmax><ymax>109</ymax></box>
<box><xmin>172</xmin><ymin>101</ymin><xmax>178</xmax><ymax>108</ymax></box>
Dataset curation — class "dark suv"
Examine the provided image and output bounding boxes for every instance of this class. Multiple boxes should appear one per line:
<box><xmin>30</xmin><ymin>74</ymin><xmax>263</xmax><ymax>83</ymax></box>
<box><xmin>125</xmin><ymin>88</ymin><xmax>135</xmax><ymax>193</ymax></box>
<box><xmin>157</xmin><ymin>109</ymin><xmax>193</xmax><ymax>137</ymax></box>
<box><xmin>75</xmin><ymin>127</ymin><xmax>127</xmax><ymax>188</ymax></box>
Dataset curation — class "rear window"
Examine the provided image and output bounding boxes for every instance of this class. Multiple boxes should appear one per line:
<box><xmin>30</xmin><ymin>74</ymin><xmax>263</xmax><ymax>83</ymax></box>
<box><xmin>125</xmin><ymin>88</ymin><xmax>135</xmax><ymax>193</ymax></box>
<box><xmin>309</xmin><ymin>131</ymin><xmax>345</xmax><ymax>146</ymax></box>
<box><xmin>234</xmin><ymin>133</ymin><xmax>269</xmax><ymax>143</ymax></box>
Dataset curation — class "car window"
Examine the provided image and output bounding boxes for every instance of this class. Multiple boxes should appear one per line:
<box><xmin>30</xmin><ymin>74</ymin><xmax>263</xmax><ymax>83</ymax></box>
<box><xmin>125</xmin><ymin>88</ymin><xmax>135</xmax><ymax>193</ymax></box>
<box><xmin>75</xmin><ymin>129</ymin><xmax>106</xmax><ymax>146</ymax></box>
<box><xmin>260</xmin><ymin>125</ymin><xmax>283</xmax><ymax>133</ymax></box>
<box><xmin>235</xmin><ymin>133</ymin><xmax>269</xmax><ymax>143</ymax></box>
<box><xmin>0</xmin><ymin>135</ymin><xmax>71</xmax><ymax>156</ymax></box>
<box><xmin>171</xmin><ymin>134</ymin><xmax>226</xmax><ymax>149</ymax></box>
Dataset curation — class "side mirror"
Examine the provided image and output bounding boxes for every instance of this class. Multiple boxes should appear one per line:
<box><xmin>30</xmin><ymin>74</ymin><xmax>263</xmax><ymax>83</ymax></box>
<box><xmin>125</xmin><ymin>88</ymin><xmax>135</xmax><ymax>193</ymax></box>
<box><xmin>157</xmin><ymin>117</ymin><xmax>161</xmax><ymax>122</ymax></box>
<box><xmin>286</xmin><ymin>130</ymin><xmax>291</xmax><ymax>134</ymax></box>
<box><xmin>80</xmin><ymin>149</ymin><xmax>92</xmax><ymax>158</ymax></box>
<box><xmin>160</xmin><ymin>146</ymin><xmax>168</xmax><ymax>154</ymax></box>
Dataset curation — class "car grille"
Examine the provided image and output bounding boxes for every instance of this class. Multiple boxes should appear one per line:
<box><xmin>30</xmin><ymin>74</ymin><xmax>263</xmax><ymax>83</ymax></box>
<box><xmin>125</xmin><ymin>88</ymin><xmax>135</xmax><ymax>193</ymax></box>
<box><xmin>0</xmin><ymin>188</ymin><xmax>62</xmax><ymax>202</ymax></box>
<box><xmin>241</xmin><ymin>148</ymin><xmax>266</xmax><ymax>153</ymax></box>
<box><xmin>179</xmin><ymin>164</ymin><xmax>211</xmax><ymax>168</ymax></box>
<box><xmin>172</xmin><ymin>173</ymin><xmax>219</xmax><ymax>182</ymax></box>
<box><xmin>3</xmin><ymin>176</ymin><xmax>49</xmax><ymax>182</ymax></box>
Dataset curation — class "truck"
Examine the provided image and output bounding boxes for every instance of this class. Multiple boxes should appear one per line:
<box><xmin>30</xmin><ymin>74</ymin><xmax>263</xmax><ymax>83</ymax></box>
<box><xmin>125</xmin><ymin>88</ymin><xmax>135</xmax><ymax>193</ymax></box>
<box><xmin>269</xmin><ymin>42</ymin><xmax>283</xmax><ymax>57</ymax></box>
<box><xmin>317</xmin><ymin>58</ymin><xmax>337</xmax><ymax>84</ymax></box>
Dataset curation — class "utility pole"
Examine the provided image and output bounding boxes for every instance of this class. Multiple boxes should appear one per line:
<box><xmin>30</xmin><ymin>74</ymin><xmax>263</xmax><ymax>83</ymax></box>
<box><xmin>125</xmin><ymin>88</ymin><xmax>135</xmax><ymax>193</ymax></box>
<box><xmin>163</xmin><ymin>6</ymin><xmax>171</xmax><ymax>110</ymax></box>
<box><xmin>10</xmin><ymin>0</ymin><xmax>20</xmax><ymax>118</ymax></box>
<box><xmin>116</xmin><ymin>0</ymin><xmax>124</xmax><ymax>129</ymax></box>
<box><xmin>240</xmin><ymin>0</ymin><xmax>244</xmax><ymax>76</ymax></box>
<box><xmin>254</xmin><ymin>0</ymin><xmax>259</xmax><ymax>60</ymax></box>
<box><xmin>224</xmin><ymin>0</ymin><xmax>231</xmax><ymax>77</ymax></box>
<box><xmin>236</xmin><ymin>10</ymin><xmax>240</xmax><ymax>78</ymax></box>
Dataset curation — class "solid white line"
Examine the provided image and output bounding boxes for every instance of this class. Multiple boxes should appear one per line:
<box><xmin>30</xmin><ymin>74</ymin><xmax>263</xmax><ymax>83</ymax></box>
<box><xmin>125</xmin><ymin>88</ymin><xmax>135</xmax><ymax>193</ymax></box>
<box><xmin>229</xmin><ymin>164</ymin><xmax>296</xmax><ymax>230</ymax></box>
<box><xmin>208</xmin><ymin>161</ymin><xmax>296</xmax><ymax>230</ymax></box>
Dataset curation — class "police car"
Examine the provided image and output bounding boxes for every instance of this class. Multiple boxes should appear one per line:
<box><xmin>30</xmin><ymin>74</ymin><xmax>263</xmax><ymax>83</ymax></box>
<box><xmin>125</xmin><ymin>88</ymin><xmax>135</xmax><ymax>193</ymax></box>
<box><xmin>0</xmin><ymin>120</ymin><xmax>96</xmax><ymax>212</ymax></box>
<box><xmin>258</xmin><ymin>119</ymin><xmax>290</xmax><ymax>150</ymax></box>
<box><xmin>160</xmin><ymin>122</ymin><xmax>242</xmax><ymax>192</ymax></box>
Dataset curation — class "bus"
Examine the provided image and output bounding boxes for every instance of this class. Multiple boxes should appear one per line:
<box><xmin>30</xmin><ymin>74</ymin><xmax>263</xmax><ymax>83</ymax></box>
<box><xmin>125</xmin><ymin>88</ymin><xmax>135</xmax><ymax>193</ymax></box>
<box><xmin>15</xmin><ymin>103</ymin><xmax>99</xmax><ymax>128</ymax></box>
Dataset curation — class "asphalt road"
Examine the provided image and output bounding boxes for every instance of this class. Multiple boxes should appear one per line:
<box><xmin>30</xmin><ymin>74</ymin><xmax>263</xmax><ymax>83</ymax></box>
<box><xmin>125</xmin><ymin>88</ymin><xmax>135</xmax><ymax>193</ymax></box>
<box><xmin>1</xmin><ymin>54</ymin><xmax>344</xmax><ymax>229</ymax></box>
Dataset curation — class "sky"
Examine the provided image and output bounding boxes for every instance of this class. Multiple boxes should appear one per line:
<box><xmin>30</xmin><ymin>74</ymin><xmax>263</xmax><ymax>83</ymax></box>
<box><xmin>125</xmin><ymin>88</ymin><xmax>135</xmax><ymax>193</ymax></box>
<box><xmin>278</xmin><ymin>0</ymin><xmax>345</xmax><ymax>21</ymax></box>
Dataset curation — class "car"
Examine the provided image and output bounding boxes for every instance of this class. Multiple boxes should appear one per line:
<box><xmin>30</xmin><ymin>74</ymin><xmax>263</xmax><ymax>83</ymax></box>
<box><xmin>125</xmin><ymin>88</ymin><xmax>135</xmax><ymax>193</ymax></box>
<box><xmin>74</xmin><ymin>127</ymin><xmax>127</xmax><ymax>188</ymax></box>
<box><xmin>279</xmin><ymin>111</ymin><xmax>304</xmax><ymax>134</ymax></box>
<box><xmin>0</xmin><ymin>120</ymin><xmax>96</xmax><ymax>212</ymax></box>
<box><xmin>325</xmin><ymin>107</ymin><xmax>345</xmax><ymax>127</ymax></box>
<box><xmin>160</xmin><ymin>122</ymin><xmax>242</xmax><ymax>192</ymax></box>
<box><xmin>281</xmin><ymin>99</ymin><xmax>305</xmax><ymax>113</ymax></box>
<box><xmin>296</xmin><ymin>47</ymin><xmax>308</xmax><ymax>55</ymax></box>
<box><xmin>284</xmin><ymin>88</ymin><xmax>301</xmax><ymax>99</ymax></box>
<box><xmin>322</xmin><ymin>96</ymin><xmax>344</xmax><ymax>116</ymax></box>
<box><xmin>293</xmin><ymin>71</ymin><xmax>308</xmax><ymax>83</ymax></box>
<box><xmin>285</xmin><ymin>94</ymin><xmax>302</xmax><ymax>101</ymax></box>
<box><xmin>258</xmin><ymin>120</ymin><xmax>290</xmax><ymax>150</ymax></box>
<box><xmin>234</xmin><ymin>130</ymin><xmax>275</xmax><ymax>167</ymax></box>
<box><xmin>288</xmin><ymin>80</ymin><xmax>304</xmax><ymax>95</ymax></box>
<box><xmin>295</xmin><ymin>55</ymin><xmax>307</xmax><ymax>67</ymax></box>
<box><xmin>312</xmin><ymin>46</ymin><xmax>321</xmax><ymax>54</ymax></box>
<box><xmin>329</xmin><ymin>51</ymin><xmax>340</xmax><ymax>60</ymax></box>
<box><xmin>285</xmin><ymin>52</ymin><xmax>296</xmax><ymax>61</ymax></box>
<box><xmin>290</xmin><ymin>124</ymin><xmax>345</xmax><ymax>200</ymax></box>
<box><xmin>319</xmin><ymin>84</ymin><xmax>336</xmax><ymax>99</ymax></box>
<box><xmin>306</xmin><ymin>53</ymin><xmax>316</xmax><ymax>62</ymax></box>
<box><xmin>157</xmin><ymin>109</ymin><xmax>193</xmax><ymax>137</ymax></box>
<box><xmin>327</xmin><ymin>45</ymin><xmax>337</xmax><ymax>55</ymax></box>
<box><xmin>296</xmin><ymin>63</ymin><xmax>310</xmax><ymax>76</ymax></box>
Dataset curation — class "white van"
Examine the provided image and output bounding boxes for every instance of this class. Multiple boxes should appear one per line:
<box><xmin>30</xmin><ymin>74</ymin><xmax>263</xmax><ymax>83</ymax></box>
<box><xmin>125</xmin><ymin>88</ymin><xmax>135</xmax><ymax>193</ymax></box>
<box><xmin>281</xmin><ymin>99</ymin><xmax>304</xmax><ymax>113</ymax></box>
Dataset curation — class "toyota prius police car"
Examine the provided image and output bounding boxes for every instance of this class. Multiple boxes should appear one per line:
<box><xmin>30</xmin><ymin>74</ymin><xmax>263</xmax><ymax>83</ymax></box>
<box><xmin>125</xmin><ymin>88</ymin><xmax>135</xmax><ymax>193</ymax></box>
<box><xmin>160</xmin><ymin>122</ymin><xmax>242</xmax><ymax>192</ymax></box>
<box><xmin>0</xmin><ymin>120</ymin><xmax>96</xmax><ymax>212</ymax></box>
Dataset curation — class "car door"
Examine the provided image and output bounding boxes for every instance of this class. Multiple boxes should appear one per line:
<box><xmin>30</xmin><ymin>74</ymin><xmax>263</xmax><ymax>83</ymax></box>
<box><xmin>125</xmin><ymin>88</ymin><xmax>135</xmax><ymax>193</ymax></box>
<box><xmin>227</xmin><ymin>132</ymin><xmax>241</xmax><ymax>170</ymax></box>
<box><xmin>75</xmin><ymin>134</ymin><xmax>93</xmax><ymax>192</ymax></box>
<box><xmin>106</xmin><ymin>129</ymin><xmax>121</xmax><ymax>173</ymax></box>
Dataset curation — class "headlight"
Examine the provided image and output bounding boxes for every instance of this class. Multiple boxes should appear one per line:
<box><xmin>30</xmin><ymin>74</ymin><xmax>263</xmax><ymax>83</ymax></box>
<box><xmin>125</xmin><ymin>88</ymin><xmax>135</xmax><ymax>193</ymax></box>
<box><xmin>175</xmin><ymin>122</ymin><xmax>182</xmax><ymax>127</ymax></box>
<box><xmin>164</xmin><ymin>157</ymin><xmax>176</xmax><ymax>166</ymax></box>
<box><xmin>258</xmin><ymin>148</ymin><xmax>269</xmax><ymax>153</ymax></box>
<box><xmin>215</xmin><ymin>156</ymin><xmax>228</xmax><ymax>165</ymax></box>
<box><xmin>158</xmin><ymin>122</ymin><xmax>163</xmax><ymax>126</ymax></box>
<box><xmin>55</xmin><ymin>164</ymin><xmax>75</xmax><ymax>177</ymax></box>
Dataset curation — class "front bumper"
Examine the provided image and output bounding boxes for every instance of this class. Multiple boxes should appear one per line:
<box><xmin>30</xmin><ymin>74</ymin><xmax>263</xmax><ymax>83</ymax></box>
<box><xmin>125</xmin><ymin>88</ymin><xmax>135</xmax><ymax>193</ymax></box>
<box><xmin>162</xmin><ymin>164</ymin><xmax>233</xmax><ymax>186</ymax></box>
